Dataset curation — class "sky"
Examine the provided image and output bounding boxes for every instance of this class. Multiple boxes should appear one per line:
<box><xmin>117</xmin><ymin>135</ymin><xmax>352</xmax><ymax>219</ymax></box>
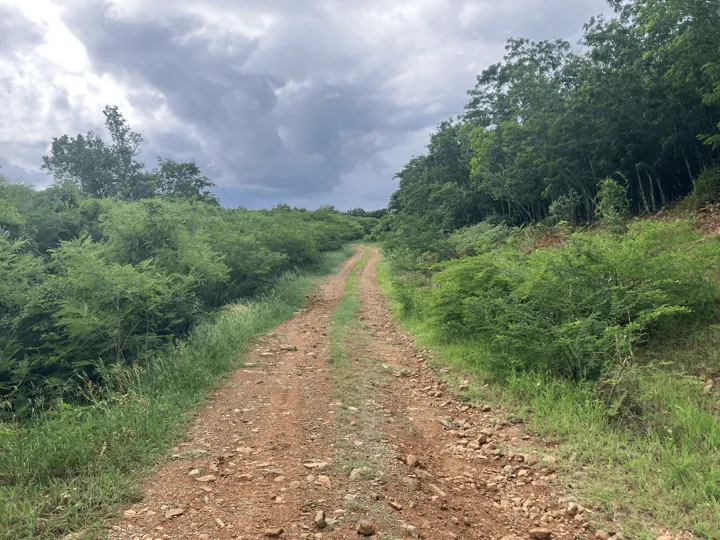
<box><xmin>0</xmin><ymin>0</ymin><xmax>612</xmax><ymax>210</ymax></box>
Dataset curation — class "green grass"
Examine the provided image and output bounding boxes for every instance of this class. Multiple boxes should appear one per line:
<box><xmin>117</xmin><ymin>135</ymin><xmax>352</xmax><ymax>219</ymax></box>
<box><xmin>326</xmin><ymin>249</ymin><xmax>401</xmax><ymax>537</ymax></box>
<box><xmin>0</xmin><ymin>249</ymin><xmax>353</xmax><ymax>540</ymax></box>
<box><xmin>376</xmin><ymin>255</ymin><xmax>720</xmax><ymax>539</ymax></box>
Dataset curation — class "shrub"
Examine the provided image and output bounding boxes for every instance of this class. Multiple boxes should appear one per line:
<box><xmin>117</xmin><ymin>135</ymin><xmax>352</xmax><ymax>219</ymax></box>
<box><xmin>448</xmin><ymin>222</ymin><xmax>512</xmax><ymax>258</ymax></box>
<box><xmin>693</xmin><ymin>165</ymin><xmax>720</xmax><ymax>205</ymax></box>
<box><xmin>597</xmin><ymin>178</ymin><xmax>630</xmax><ymax>231</ymax></box>
<box><xmin>548</xmin><ymin>189</ymin><xmax>583</xmax><ymax>225</ymax></box>
<box><xmin>425</xmin><ymin>220</ymin><xmax>720</xmax><ymax>380</ymax></box>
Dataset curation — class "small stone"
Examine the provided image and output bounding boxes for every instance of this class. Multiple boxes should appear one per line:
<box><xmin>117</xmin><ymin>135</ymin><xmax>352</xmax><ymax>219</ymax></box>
<box><xmin>405</xmin><ymin>454</ymin><xmax>420</xmax><ymax>468</ymax></box>
<box><xmin>316</xmin><ymin>475</ymin><xmax>331</xmax><ymax>487</ymax></box>
<box><xmin>463</xmin><ymin>517</ymin><xmax>471</xmax><ymax>526</ymax></box>
<box><xmin>315</xmin><ymin>510</ymin><xmax>326</xmax><ymax>529</ymax></box>
<box><xmin>196</xmin><ymin>475</ymin><xmax>217</xmax><ymax>482</ymax></box>
<box><xmin>304</xmin><ymin>462</ymin><xmax>328</xmax><ymax>469</ymax></box>
<box><xmin>389</xmin><ymin>501</ymin><xmax>403</xmax><ymax>511</ymax></box>
<box><xmin>656</xmin><ymin>537</ymin><xmax>673</xmax><ymax>540</ymax></box>
<box><xmin>567</xmin><ymin>502</ymin><xmax>579</xmax><ymax>516</ymax></box>
<box><xmin>264</xmin><ymin>528</ymin><xmax>285</xmax><ymax>537</ymax></box>
<box><xmin>503</xmin><ymin>465</ymin><xmax>515</xmax><ymax>476</ymax></box>
<box><xmin>509</xmin><ymin>416</ymin><xmax>523</xmax><ymax>424</ymax></box>
<box><xmin>164</xmin><ymin>508</ymin><xmax>185</xmax><ymax>519</ymax></box>
<box><xmin>595</xmin><ymin>532</ymin><xmax>611</xmax><ymax>540</ymax></box>
<box><xmin>188</xmin><ymin>469</ymin><xmax>201</xmax><ymax>477</ymax></box>
<box><xmin>486</xmin><ymin>482</ymin><xmax>499</xmax><ymax>492</ymax></box>
<box><xmin>199</xmin><ymin>535</ymin><xmax>210</xmax><ymax>540</ymax></box>
<box><xmin>357</xmin><ymin>520</ymin><xmax>376</xmax><ymax>536</ymax></box>
<box><xmin>123</xmin><ymin>510</ymin><xmax>137</xmax><ymax>518</ymax></box>
<box><xmin>402</xmin><ymin>477</ymin><xmax>422</xmax><ymax>491</ymax></box>
<box><xmin>350</xmin><ymin>467</ymin><xmax>371</xmax><ymax>480</ymax></box>
<box><xmin>529</xmin><ymin>528</ymin><xmax>553</xmax><ymax>540</ymax></box>
<box><xmin>402</xmin><ymin>524</ymin><xmax>419</xmax><ymax>538</ymax></box>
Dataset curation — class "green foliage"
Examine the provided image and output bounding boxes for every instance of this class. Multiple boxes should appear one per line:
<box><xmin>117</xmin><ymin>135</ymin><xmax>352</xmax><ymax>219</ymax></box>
<box><xmin>597</xmin><ymin>178</ymin><xmax>631</xmax><ymax>233</ymax></box>
<box><xmin>692</xmin><ymin>165</ymin><xmax>720</xmax><ymax>205</ymax></box>
<box><xmin>423</xmin><ymin>221</ymin><xmax>720</xmax><ymax>381</ymax></box>
<box><xmin>548</xmin><ymin>190</ymin><xmax>583</xmax><ymax>225</ymax></box>
<box><xmin>378</xmin><ymin>254</ymin><xmax>720</xmax><ymax>537</ymax></box>
<box><xmin>382</xmin><ymin>0</ymin><xmax>720</xmax><ymax>255</ymax></box>
<box><xmin>447</xmin><ymin>222</ymin><xmax>512</xmax><ymax>258</ymax></box>
<box><xmin>41</xmin><ymin>106</ymin><xmax>215</xmax><ymax>202</ymax></box>
<box><xmin>0</xmin><ymin>184</ymin><xmax>365</xmax><ymax>418</ymax></box>
<box><xmin>0</xmin><ymin>263</ymin><xmax>339</xmax><ymax>539</ymax></box>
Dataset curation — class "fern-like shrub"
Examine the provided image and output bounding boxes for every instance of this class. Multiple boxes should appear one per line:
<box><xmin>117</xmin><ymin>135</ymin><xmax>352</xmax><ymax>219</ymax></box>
<box><xmin>425</xmin><ymin>220</ymin><xmax>720</xmax><ymax>380</ymax></box>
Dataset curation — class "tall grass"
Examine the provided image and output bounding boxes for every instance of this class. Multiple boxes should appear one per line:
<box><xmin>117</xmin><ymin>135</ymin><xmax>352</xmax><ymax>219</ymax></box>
<box><xmin>376</xmin><ymin>256</ymin><xmax>720</xmax><ymax>539</ymax></box>
<box><xmin>0</xmin><ymin>248</ymin><xmax>352</xmax><ymax>539</ymax></box>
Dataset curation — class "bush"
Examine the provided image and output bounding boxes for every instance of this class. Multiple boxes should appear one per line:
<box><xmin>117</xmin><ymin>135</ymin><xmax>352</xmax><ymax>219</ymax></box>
<box><xmin>0</xmin><ymin>192</ymin><xmax>366</xmax><ymax>417</ymax></box>
<box><xmin>448</xmin><ymin>222</ymin><xmax>512</xmax><ymax>258</ymax></box>
<box><xmin>425</xmin><ymin>220</ymin><xmax>720</xmax><ymax>380</ymax></box>
<box><xmin>597</xmin><ymin>178</ymin><xmax>630</xmax><ymax>231</ymax></box>
<box><xmin>693</xmin><ymin>165</ymin><xmax>720</xmax><ymax>205</ymax></box>
<box><xmin>548</xmin><ymin>189</ymin><xmax>583</xmax><ymax>225</ymax></box>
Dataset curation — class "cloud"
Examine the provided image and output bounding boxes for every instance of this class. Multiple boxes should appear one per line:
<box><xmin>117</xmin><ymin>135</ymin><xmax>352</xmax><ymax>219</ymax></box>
<box><xmin>0</xmin><ymin>0</ymin><xmax>612</xmax><ymax>209</ymax></box>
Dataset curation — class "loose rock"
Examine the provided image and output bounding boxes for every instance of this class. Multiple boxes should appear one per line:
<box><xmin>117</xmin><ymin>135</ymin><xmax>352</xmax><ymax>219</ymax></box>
<box><xmin>264</xmin><ymin>528</ymin><xmax>285</xmax><ymax>537</ymax></box>
<box><xmin>357</xmin><ymin>520</ymin><xmax>376</xmax><ymax>536</ymax></box>
<box><xmin>402</xmin><ymin>524</ymin><xmax>419</xmax><ymax>538</ymax></box>
<box><xmin>529</xmin><ymin>528</ymin><xmax>553</xmax><ymax>540</ymax></box>
<box><xmin>196</xmin><ymin>474</ymin><xmax>217</xmax><ymax>482</ymax></box>
<box><xmin>315</xmin><ymin>510</ymin><xmax>326</xmax><ymax>529</ymax></box>
<box><xmin>402</xmin><ymin>477</ymin><xmax>422</xmax><ymax>491</ymax></box>
<box><xmin>164</xmin><ymin>508</ymin><xmax>185</xmax><ymax>519</ymax></box>
<box><xmin>405</xmin><ymin>454</ymin><xmax>421</xmax><ymax>468</ymax></box>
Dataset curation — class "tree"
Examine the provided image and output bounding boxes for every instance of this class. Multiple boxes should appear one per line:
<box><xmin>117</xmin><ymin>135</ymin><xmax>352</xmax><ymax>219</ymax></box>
<box><xmin>42</xmin><ymin>106</ymin><xmax>154</xmax><ymax>200</ymax></box>
<box><xmin>153</xmin><ymin>158</ymin><xmax>217</xmax><ymax>203</ymax></box>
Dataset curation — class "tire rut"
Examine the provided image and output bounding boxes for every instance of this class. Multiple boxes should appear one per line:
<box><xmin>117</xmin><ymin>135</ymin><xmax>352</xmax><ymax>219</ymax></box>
<box><xmin>108</xmin><ymin>248</ymin><xmax>365</xmax><ymax>540</ymax></box>
<box><xmin>107</xmin><ymin>246</ymin><xmax>589</xmax><ymax>540</ymax></box>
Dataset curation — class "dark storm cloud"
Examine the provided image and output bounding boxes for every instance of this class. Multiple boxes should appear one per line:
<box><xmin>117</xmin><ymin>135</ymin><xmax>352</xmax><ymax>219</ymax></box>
<box><xmin>59</xmin><ymin>1</ymin><xmax>407</xmax><ymax>197</ymax></box>
<box><xmin>2</xmin><ymin>0</ymin><xmax>612</xmax><ymax>208</ymax></box>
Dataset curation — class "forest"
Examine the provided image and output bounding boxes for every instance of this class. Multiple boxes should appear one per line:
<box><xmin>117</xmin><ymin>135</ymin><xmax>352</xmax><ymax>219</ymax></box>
<box><xmin>0</xmin><ymin>106</ymin><xmax>371</xmax><ymax>418</ymax></box>
<box><xmin>384</xmin><ymin>0</ymin><xmax>720</xmax><ymax>237</ymax></box>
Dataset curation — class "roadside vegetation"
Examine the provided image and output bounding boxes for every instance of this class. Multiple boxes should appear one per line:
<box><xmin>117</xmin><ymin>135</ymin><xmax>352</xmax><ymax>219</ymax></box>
<box><xmin>0</xmin><ymin>107</ymin><xmax>369</xmax><ymax>538</ymax></box>
<box><xmin>378</xmin><ymin>1</ymin><xmax>720</xmax><ymax>537</ymax></box>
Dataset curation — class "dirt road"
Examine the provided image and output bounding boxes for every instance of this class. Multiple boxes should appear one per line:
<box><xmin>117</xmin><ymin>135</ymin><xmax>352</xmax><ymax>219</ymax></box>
<box><xmin>109</xmin><ymin>246</ymin><xmax>587</xmax><ymax>540</ymax></box>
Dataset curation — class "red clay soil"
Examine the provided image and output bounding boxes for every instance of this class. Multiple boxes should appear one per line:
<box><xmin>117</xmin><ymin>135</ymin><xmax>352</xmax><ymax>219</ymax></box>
<box><xmin>105</xmin><ymin>246</ymin><xmax>590</xmax><ymax>540</ymax></box>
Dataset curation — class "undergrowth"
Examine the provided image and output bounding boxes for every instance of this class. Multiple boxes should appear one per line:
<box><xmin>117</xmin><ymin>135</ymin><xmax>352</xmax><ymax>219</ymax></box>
<box><xmin>377</xmin><ymin>236</ymin><xmax>720</xmax><ymax>539</ymax></box>
<box><xmin>0</xmin><ymin>248</ymin><xmax>352</xmax><ymax>539</ymax></box>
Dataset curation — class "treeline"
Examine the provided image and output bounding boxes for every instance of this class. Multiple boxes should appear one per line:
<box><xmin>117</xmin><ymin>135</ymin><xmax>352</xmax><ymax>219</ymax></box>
<box><xmin>384</xmin><ymin>0</ymin><xmax>720</xmax><ymax>242</ymax></box>
<box><xmin>0</xmin><ymin>109</ymin><xmax>370</xmax><ymax>417</ymax></box>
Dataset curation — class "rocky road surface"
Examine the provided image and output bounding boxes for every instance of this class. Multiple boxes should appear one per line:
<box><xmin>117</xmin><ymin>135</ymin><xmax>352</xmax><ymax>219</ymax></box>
<box><xmin>108</xmin><ymin>246</ymin><xmax>600</xmax><ymax>540</ymax></box>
